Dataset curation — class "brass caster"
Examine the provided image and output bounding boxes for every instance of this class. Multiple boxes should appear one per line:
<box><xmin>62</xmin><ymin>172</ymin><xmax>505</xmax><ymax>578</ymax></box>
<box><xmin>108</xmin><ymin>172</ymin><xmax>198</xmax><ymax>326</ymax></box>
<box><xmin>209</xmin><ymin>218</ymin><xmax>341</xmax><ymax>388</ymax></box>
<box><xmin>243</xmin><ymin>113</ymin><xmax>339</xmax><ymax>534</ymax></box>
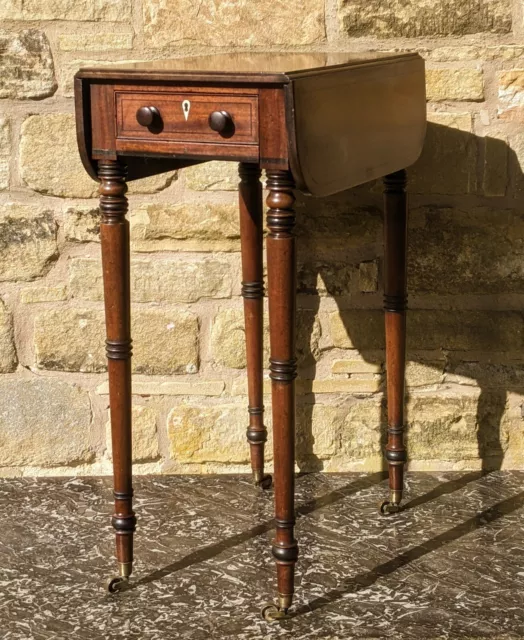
<box><xmin>261</xmin><ymin>603</ymin><xmax>289</xmax><ymax>621</ymax></box>
<box><xmin>257</xmin><ymin>474</ymin><xmax>273</xmax><ymax>490</ymax></box>
<box><xmin>253</xmin><ymin>471</ymin><xmax>273</xmax><ymax>490</ymax></box>
<box><xmin>379</xmin><ymin>500</ymin><xmax>401</xmax><ymax>515</ymax></box>
<box><xmin>105</xmin><ymin>576</ymin><xmax>129</xmax><ymax>593</ymax></box>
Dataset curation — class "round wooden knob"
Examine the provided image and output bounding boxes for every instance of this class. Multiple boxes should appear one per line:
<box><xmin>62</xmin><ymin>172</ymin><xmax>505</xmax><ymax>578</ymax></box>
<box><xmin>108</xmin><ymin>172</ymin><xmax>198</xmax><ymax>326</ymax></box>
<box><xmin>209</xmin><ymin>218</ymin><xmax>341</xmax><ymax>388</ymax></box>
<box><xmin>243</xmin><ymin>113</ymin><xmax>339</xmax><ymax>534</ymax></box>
<box><xmin>208</xmin><ymin>110</ymin><xmax>233</xmax><ymax>133</ymax></box>
<box><xmin>136</xmin><ymin>106</ymin><xmax>160</xmax><ymax>127</ymax></box>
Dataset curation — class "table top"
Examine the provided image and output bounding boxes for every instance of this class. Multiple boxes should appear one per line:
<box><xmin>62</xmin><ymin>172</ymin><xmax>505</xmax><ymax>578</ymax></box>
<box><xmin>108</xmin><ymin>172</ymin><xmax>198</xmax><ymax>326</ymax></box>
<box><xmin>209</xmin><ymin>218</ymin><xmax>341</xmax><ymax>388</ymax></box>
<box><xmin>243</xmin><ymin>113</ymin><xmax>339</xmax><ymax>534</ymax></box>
<box><xmin>75</xmin><ymin>51</ymin><xmax>426</xmax><ymax>196</ymax></box>
<box><xmin>76</xmin><ymin>51</ymin><xmax>420</xmax><ymax>84</ymax></box>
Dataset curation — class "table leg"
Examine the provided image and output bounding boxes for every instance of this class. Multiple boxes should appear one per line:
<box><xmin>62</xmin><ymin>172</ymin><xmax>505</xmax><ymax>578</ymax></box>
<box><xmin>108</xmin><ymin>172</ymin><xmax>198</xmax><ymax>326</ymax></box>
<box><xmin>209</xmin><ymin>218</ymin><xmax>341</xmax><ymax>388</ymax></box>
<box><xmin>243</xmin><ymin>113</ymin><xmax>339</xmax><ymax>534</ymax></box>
<box><xmin>98</xmin><ymin>160</ymin><xmax>136</xmax><ymax>591</ymax></box>
<box><xmin>238</xmin><ymin>163</ymin><xmax>271</xmax><ymax>489</ymax></box>
<box><xmin>381</xmin><ymin>169</ymin><xmax>408</xmax><ymax>515</ymax></box>
<box><xmin>261</xmin><ymin>169</ymin><xmax>299</xmax><ymax>620</ymax></box>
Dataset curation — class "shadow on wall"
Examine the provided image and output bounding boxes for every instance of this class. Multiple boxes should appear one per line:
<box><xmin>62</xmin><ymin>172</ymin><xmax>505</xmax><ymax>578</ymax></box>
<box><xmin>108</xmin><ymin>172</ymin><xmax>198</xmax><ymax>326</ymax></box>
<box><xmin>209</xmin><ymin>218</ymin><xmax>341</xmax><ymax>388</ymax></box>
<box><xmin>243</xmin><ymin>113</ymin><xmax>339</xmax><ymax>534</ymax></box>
<box><xmin>292</xmin><ymin>121</ymin><xmax>524</xmax><ymax>475</ymax></box>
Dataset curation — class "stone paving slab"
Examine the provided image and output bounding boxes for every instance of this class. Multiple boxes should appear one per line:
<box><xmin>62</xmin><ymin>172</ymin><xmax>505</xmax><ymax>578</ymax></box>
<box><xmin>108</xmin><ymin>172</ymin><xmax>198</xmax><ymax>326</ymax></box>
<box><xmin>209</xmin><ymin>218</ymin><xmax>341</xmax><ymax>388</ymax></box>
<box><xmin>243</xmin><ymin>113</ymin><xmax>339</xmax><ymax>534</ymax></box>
<box><xmin>0</xmin><ymin>472</ymin><xmax>523</xmax><ymax>639</ymax></box>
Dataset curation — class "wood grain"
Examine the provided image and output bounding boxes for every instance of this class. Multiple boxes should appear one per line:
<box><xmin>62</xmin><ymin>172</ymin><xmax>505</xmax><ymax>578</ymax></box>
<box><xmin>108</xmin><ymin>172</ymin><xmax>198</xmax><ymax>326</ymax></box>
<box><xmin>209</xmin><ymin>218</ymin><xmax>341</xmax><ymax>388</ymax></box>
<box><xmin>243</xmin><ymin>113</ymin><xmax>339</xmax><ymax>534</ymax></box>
<box><xmin>74</xmin><ymin>52</ymin><xmax>427</xmax><ymax>611</ymax></box>
<box><xmin>290</xmin><ymin>56</ymin><xmax>426</xmax><ymax>196</ymax></box>
<box><xmin>98</xmin><ymin>159</ymin><xmax>136</xmax><ymax>579</ymax></box>
<box><xmin>266</xmin><ymin>169</ymin><xmax>299</xmax><ymax>612</ymax></box>
<box><xmin>76</xmin><ymin>54</ymin><xmax>426</xmax><ymax>193</ymax></box>
<box><xmin>238</xmin><ymin>163</ymin><xmax>268</xmax><ymax>485</ymax></box>
<box><xmin>383</xmin><ymin>170</ymin><xmax>408</xmax><ymax>506</ymax></box>
<box><xmin>116</xmin><ymin>90</ymin><xmax>259</xmax><ymax>145</ymax></box>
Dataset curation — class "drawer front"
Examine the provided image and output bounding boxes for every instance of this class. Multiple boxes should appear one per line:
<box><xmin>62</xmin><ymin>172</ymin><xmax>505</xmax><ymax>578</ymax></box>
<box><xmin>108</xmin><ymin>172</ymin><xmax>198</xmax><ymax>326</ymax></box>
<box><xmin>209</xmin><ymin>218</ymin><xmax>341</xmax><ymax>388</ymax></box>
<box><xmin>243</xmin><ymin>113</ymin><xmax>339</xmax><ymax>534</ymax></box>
<box><xmin>115</xmin><ymin>90</ymin><xmax>259</xmax><ymax>145</ymax></box>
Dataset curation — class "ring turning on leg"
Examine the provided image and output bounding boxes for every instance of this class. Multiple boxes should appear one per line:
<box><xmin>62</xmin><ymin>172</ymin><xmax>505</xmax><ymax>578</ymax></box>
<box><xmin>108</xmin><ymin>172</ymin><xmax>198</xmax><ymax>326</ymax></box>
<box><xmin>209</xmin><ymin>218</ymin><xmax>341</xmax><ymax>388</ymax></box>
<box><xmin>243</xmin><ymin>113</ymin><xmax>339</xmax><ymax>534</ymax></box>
<box><xmin>239</xmin><ymin>163</ymin><xmax>271</xmax><ymax>488</ymax></box>
<box><xmin>98</xmin><ymin>160</ymin><xmax>137</xmax><ymax>588</ymax></box>
<box><xmin>381</xmin><ymin>169</ymin><xmax>408</xmax><ymax>515</ymax></box>
<box><xmin>264</xmin><ymin>169</ymin><xmax>299</xmax><ymax>616</ymax></box>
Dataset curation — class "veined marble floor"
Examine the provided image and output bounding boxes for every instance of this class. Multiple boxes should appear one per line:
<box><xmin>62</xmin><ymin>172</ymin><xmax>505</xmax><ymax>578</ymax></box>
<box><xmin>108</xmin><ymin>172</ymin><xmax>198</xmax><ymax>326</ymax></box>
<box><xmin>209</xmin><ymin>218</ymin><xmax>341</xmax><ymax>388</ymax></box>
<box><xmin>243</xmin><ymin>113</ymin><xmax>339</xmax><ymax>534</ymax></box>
<box><xmin>0</xmin><ymin>471</ymin><xmax>523</xmax><ymax>639</ymax></box>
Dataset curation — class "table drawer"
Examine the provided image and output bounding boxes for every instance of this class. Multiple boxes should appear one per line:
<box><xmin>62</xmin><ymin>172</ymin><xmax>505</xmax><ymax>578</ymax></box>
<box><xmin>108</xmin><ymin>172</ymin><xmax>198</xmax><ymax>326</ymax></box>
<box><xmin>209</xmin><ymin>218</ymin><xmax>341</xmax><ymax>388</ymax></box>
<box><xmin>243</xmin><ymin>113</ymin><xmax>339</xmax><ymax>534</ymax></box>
<box><xmin>115</xmin><ymin>90</ymin><xmax>259</xmax><ymax>145</ymax></box>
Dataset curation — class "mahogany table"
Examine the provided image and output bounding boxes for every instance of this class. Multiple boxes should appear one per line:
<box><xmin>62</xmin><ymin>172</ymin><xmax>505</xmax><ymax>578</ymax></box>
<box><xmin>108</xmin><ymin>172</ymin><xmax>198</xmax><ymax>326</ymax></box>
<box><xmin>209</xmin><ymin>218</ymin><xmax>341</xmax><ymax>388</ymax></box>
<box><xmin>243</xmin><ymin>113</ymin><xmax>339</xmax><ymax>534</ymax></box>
<box><xmin>74</xmin><ymin>52</ymin><xmax>426</xmax><ymax>619</ymax></box>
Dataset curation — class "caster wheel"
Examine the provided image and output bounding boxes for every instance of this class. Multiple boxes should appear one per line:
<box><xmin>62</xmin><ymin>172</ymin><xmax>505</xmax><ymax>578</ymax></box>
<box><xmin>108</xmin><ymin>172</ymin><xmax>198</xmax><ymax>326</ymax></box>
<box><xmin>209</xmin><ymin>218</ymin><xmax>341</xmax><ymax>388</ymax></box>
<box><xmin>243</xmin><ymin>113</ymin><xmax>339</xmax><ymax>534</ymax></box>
<box><xmin>105</xmin><ymin>576</ymin><xmax>128</xmax><ymax>593</ymax></box>
<box><xmin>257</xmin><ymin>474</ymin><xmax>273</xmax><ymax>490</ymax></box>
<box><xmin>261</xmin><ymin>603</ymin><xmax>288</xmax><ymax>621</ymax></box>
<box><xmin>380</xmin><ymin>500</ymin><xmax>401</xmax><ymax>515</ymax></box>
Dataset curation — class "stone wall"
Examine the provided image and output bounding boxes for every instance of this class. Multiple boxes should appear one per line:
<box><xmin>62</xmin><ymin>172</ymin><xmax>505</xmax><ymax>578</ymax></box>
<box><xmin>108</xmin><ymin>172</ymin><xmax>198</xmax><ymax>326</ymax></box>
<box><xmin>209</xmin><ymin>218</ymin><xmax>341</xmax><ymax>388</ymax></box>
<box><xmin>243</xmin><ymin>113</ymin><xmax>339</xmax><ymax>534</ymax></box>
<box><xmin>1</xmin><ymin>0</ymin><xmax>524</xmax><ymax>477</ymax></box>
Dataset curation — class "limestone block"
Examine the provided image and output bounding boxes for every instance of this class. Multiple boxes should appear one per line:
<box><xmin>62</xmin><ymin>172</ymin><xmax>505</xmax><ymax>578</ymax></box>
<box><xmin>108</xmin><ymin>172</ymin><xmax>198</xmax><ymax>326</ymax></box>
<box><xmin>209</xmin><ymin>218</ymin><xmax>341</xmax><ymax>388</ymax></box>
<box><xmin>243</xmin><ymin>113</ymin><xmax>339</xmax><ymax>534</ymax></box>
<box><xmin>185</xmin><ymin>161</ymin><xmax>240</xmax><ymax>191</ymax></box>
<box><xmin>167</xmin><ymin>405</ymin><xmax>248</xmax><ymax>463</ymax></box>
<box><xmin>406</xmin><ymin>394</ymin><xmax>483</xmax><ymax>461</ymax></box>
<box><xmin>143</xmin><ymin>0</ymin><xmax>325</xmax><ymax>48</ymax></box>
<box><xmin>300</xmin><ymin>378</ymin><xmax>381</xmax><ymax>394</ymax></box>
<box><xmin>0</xmin><ymin>0</ymin><xmax>131</xmax><ymax>21</ymax></box>
<box><xmin>0</xmin><ymin>30</ymin><xmax>56</xmax><ymax>99</ymax></box>
<box><xmin>499</xmin><ymin>70</ymin><xmax>524</xmax><ymax>121</ymax></box>
<box><xmin>338</xmin><ymin>0</ymin><xmax>511</xmax><ymax>38</ymax></box>
<box><xmin>106</xmin><ymin>405</ymin><xmax>159</xmax><ymax>462</ymax></box>
<box><xmin>20</xmin><ymin>286</ymin><xmax>67</xmax><ymax>304</ymax></box>
<box><xmin>297</xmin><ymin>261</ymin><xmax>353</xmax><ymax>296</ymax></box>
<box><xmin>408</xmin><ymin>207</ymin><xmax>524</xmax><ymax>294</ymax></box>
<box><xmin>0</xmin><ymin>203</ymin><xmax>57</xmax><ymax>282</ymax></box>
<box><xmin>131</xmin><ymin>202</ymin><xmax>240</xmax><ymax>252</ymax></box>
<box><xmin>446</xmin><ymin>361</ymin><xmax>524</xmax><ymax>388</ymax></box>
<box><xmin>332</xmin><ymin>359</ymin><xmax>382</xmax><ymax>375</ymax></box>
<box><xmin>35</xmin><ymin>308</ymin><xmax>200</xmax><ymax>375</ymax></box>
<box><xmin>68</xmin><ymin>257</ymin><xmax>232</xmax><ymax>303</ymax></box>
<box><xmin>0</xmin><ymin>119</ymin><xmax>10</xmax><ymax>191</ymax></box>
<box><xmin>64</xmin><ymin>207</ymin><xmax>100</xmax><ymax>243</ymax></box>
<box><xmin>0</xmin><ymin>299</ymin><xmax>17</xmax><ymax>373</ymax></box>
<box><xmin>483</xmin><ymin>135</ymin><xmax>508</xmax><ymax>197</ymax></box>
<box><xmin>0</xmin><ymin>378</ymin><xmax>94</xmax><ymax>467</ymax></box>
<box><xmin>58</xmin><ymin>33</ymin><xmax>134</xmax><ymax>51</ymax></box>
<box><xmin>406</xmin><ymin>361</ymin><xmax>444</xmax><ymax>387</ymax></box>
<box><xmin>210</xmin><ymin>309</ymin><xmax>256</xmax><ymax>369</ymax></box>
<box><xmin>296</xmin><ymin>405</ymin><xmax>342</xmax><ymax>462</ymax></box>
<box><xmin>211</xmin><ymin>308</ymin><xmax>321</xmax><ymax>369</ymax></box>
<box><xmin>34</xmin><ymin>309</ymin><xmax>106</xmax><ymax>373</ymax></box>
<box><xmin>430</xmin><ymin>45</ymin><xmax>524</xmax><ymax>62</ymax></box>
<box><xmin>20</xmin><ymin>115</ymin><xmax>98</xmax><ymax>198</ymax></box>
<box><xmin>410</xmin><ymin>113</ymin><xmax>476</xmax><ymax>195</ymax></box>
<box><xmin>426</xmin><ymin>69</ymin><xmax>484</xmax><ymax>102</ymax></box>
<box><xmin>340</xmin><ymin>399</ymin><xmax>384</xmax><ymax>459</ymax></box>
<box><xmin>358</xmin><ymin>261</ymin><xmax>379</xmax><ymax>292</ymax></box>
<box><xmin>132</xmin><ymin>309</ymin><xmax>200</xmax><ymax>376</ymax></box>
<box><xmin>329</xmin><ymin>309</ymin><xmax>523</xmax><ymax>351</ymax></box>
<box><xmin>329</xmin><ymin>310</ymin><xmax>384</xmax><ymax>350</ymax></box>
<box><xmin>96</xmin><ymin>380</ymin><xmax>225</xmax><ymax>396</ymax></box>
<box><xmin>296</xmin><ymin>202</ymin><xmax>382</xmax><ymax>255</ymax></box>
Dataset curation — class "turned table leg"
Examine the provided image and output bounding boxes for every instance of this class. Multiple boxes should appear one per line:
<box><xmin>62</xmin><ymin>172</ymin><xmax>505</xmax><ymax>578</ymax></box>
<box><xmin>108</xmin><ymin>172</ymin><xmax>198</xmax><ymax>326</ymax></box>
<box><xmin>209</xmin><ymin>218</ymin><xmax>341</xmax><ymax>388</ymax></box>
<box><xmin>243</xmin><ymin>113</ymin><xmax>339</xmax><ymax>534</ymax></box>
<box><xmin>381</xmin><ymin>169</ymin><xmax>408</xmax><ymax>515</ymax></box>
<box><xmin>98</xmin><ymin>160</ymin><xmax>136</xmax><ymax>591</ymax></box>
<box><xmin>238</xmin><ymin>163</ymin><xmax>271</xmax><ymax>489</ymax></box>
<box><xmin>262</xmin><ymin>170</ymin><xmax>299</xmax><ymax>620</ymax></box>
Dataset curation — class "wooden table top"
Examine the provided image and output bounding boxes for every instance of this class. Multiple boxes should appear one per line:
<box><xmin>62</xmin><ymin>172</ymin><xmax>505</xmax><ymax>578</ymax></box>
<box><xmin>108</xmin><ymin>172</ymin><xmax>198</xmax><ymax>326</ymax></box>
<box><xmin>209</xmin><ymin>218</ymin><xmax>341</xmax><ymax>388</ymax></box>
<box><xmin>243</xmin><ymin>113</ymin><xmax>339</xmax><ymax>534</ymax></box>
<box><xmin>75</xmin><ymin>52</ymin><xmax>426</xmax><ymax>196</ymax></box>
<box><xmin>76</xmin><ymin>52</ymin><xmax>418</xmax><ymax>84</ymax></box>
